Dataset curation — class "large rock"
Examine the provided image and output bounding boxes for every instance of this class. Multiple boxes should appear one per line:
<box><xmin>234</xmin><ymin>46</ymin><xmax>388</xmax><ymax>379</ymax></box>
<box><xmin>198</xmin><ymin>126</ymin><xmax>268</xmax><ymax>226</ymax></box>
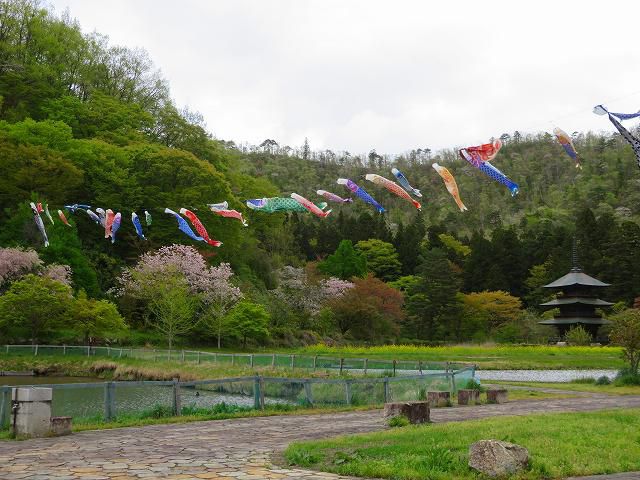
<box><xmin>469</xmin><ymin>439</ymin><xmax>529</xmax><ymax>477</ymax></box>
<box><xmin>383</xmin><ymin>401</ymin><xmax>430</xmax><ymax>424</ymax></box>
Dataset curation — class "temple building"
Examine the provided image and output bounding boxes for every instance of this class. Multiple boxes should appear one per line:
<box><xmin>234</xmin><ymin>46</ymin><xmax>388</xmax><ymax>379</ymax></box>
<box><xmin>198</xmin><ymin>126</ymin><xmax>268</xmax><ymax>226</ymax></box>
<box><xmin>538</xmin><ymin>249</ymin><xmax>612</xmax><ymax>340</ymax></box>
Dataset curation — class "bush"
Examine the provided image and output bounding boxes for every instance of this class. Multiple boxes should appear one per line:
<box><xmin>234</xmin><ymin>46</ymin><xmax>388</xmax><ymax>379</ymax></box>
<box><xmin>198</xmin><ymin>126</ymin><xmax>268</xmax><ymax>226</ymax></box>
<box><xmin>565</xmin><ymin>325</ymin><xmax>592</xmax><ymax>346</ymax></box>
<box><xmin>595</xmin><ymin>376</ymin><xmax>611</xmax><ymax>385</ymax></box>
<box><xmin>614</xmin><ymin>369</ymin><xmax>640</xmax><ymax>386</ymax></box>
<box><xmin>388</xmin><ymin>415</ymin><xmax>410</xmax><ymax>428</ymax></box>
<box><xmin>464</xmin><ymin>378</ymin><xmax>486</xmax><ymax>392</ymax></box>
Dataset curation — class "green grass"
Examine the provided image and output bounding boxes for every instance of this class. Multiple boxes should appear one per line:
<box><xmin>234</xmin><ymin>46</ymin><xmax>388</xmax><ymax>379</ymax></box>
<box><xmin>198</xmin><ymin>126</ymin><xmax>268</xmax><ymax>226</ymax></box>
<box><xmin>294</xmin><ymin>344</ymin><xmax>624</xmax><ymax>370</ymax></box>
<box><xmin>491</xmin><ymin>380</ymin><xmax>640</xmax><ymax>396</ymax></box>
<box><xmin>284</xmin><ymin>408</ymin><xmax>640</xmax><ymax>479</ymax></box>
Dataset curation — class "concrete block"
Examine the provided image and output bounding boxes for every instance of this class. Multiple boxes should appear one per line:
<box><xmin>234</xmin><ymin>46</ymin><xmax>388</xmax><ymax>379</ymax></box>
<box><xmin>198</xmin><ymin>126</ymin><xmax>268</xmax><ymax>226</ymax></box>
<box><xmin>11</xmin><ymin>387</ymin><xmax>52</xmax><ymax>438</ymax></box>
<box><xmin>50</xmin><ymin>416</ymin><xmax>72</xmax><ymax>436</ymax></box>
<box><xmin>12</xmin><ymin>387</ymin><xmax>52</xmax><ymax>402</ymax></box>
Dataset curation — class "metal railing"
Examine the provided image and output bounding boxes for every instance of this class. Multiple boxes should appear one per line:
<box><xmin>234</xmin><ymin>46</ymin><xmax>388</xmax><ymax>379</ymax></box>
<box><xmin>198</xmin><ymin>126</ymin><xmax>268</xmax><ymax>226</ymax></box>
<box><xmin>0</xmin><ymin>367</ymin><xmax>476</xmax><ymax>428</ymax></box>
<box><xmin>1</xmin><ymin>344</ymin><xmax>473</xmax><ymax>375</ymax></box>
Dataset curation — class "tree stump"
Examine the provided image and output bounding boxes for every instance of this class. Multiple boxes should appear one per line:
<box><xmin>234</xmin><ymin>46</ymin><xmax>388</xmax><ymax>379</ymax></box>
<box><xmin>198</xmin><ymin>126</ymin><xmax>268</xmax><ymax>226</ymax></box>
<box><xmin>486</xmin><ymin>389</ymin><xmax>508</xmax><ymax>404</ymax></box>
<box><xmin>458</xmin><ymin>389</ymin><xmax>480</xmax><ymax>405</ymax></box>
<box><xmin>383</xmin><ymin>401</ymin><xmax>430</xmax><ymax>424</ymax></box>
<box><xmin>427</xmin><ymin>391</ymin><xmax>451</xmax><ymax>408</ymax></box>
<box><xmin>469</xmin><ymin>439</ymin><xmax>529</xmax><ymax>477</ymax></box>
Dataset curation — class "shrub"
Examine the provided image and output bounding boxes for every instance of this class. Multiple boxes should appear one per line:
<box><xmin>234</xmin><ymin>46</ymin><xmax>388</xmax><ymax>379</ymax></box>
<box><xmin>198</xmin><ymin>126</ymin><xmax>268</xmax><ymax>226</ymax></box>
<box><xmin>388</xmin><ymin>415</ymin><xmax>410</xmax><ymax>427</ymax></box>
<box><xmin>614</xmin><ymin>369</ymin><xmax>640</xmax><ymax>386</ymax></box>
<box><xmin>464</xmin><ymin>378</ymin><xmax>486</xmax><ymax>392</ymax></box>
<box><xmin>609</xmin><ymin>309</ymin><xmax>640</xmax><ymax>376</ymax></box>
<box><xmin>595</xmin><ymin>375</ymin><xmax>611</xmax><ymax>385</ymax></box>
<box><xmin>565</xmin><ymin>325</ymin><xmax>592</xmax><ymax>346</ymax></box>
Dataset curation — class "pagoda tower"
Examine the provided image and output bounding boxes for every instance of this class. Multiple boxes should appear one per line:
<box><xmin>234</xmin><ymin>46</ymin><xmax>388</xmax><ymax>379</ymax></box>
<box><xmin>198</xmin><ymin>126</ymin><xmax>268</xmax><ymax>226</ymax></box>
<box><xmin>538</xmin><ymin>242</ymin><xmax>612</xmax><ymax>339</ymax></box>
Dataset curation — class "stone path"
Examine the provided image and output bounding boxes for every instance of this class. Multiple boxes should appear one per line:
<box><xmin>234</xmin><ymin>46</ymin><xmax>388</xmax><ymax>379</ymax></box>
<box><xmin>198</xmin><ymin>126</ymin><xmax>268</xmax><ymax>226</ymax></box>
<box><xmin>1</xmin><ymin>395</ymin><xmax>640</xmax><ymax>479</ymax></box>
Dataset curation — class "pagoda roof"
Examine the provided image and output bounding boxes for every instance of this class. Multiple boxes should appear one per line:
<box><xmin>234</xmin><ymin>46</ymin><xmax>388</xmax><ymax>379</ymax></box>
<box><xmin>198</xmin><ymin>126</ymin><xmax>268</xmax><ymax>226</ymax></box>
<box><xmin>540</xmin><ymin>297</ymin><xmax>614</xmax><ymax>307</ymax></box>
<box><xmin>543</xmin><ymin>269</ymin><xmax>610</xmax><ymax>288</ymax></box>
<box><xmin>538</xmin><ymin>317</ymin><xmax>610</xmax><ymax>326</ymax></box>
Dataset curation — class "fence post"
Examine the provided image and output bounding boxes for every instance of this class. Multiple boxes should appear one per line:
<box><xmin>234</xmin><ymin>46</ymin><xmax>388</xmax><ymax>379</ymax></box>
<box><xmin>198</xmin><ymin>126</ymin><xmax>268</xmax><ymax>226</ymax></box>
<box><xmin>345</xmin><ymin>380</ymin><xmax>352</xmax><ymax>405</ymax></box>
<box><xmin>419</xmin><ymin>361</ymin><xmax>423</xmax><ymax>375</ymax></box>
<box><xmin>383</xmin><ymin>377</ymin><xmax>390</xmax><ymax>403</ymax></box>
<box><xmin>197</xmin><ymin>351</ymin><xmax>201</xmax><ymax>364</ymax></box>
<box><xmin>34</xmin><ymin>344</ymin><xmax>38</xmax><ymax>356</ymax></box>
<box><xmin>339</xmin><ymin>358</ymin><xmax>344</xmax><ymax>375</ymax></box>
<box><xmin>313</xmin><ymin>355</ymin><xmax>317</xmax><ymax>371</ymax></box>
<box><xmin>172</xmin><ymin>378</ymin><xmax>181</xmax><ymax>416</ymax></box>
<box><xmin>181</xmin><ymin>350</ymin><xmax>185</xmax><ymax>363</ymax></box>
<box><xmin>119</xmin><ymin>348</ymin><xmax>123</xmax><ymax>358</ymax></box>
<box><xmin>290</xmin><ymin>354</ymin><xmax>294</xmax><ymax>369</ymax></box>
<box><xmin>250</xmin><ymin>354</ymin><xmax>254</xmax><ymax>368</ymax></box>
<box><xmin>63</xmin><ymin>345</ymin><xmax>66</xmax><ymax>356</ymax></box>
<box><xmin>0</xmin><ymin>386</ymin><xmax>9</xmax><ymax>428</ymax></box>
<box><xmin>87</xmin><ymin>346</ymin><xmax>90</xmax><ymax>357</ymax></box>
<box><xmin>5</xmin><ymin>345</ymin><xmax>8</xmax><ymax>354</ymax></box>
<box><xmin>104</xmin><ymin>382</ymin><xmax>115</xmax><ymax>421</ymax></box>
<box><xmin>303</xmin><ymin>380</ymin><xmax>313</xmax><ymax>406</ymax></box>
<box><xmin>271</xmin><ymin>354</ymin><xmax>276</xmax><ymax>367</ymax></box>
<box><xmin>393</xmin><ymin>359</ymin><xmax>396</xmax><ymax>377</ymax></box>
<box><xmin>253</xmin><ymin>376</ymin><xmax>261</xmax><ymax>410</ymax></box>
<box><xmin>450</xmin><ymin>372</ymin><xmax>457</xmax><ymax>394</ymax></box>
<box><xmin>364</xmin><ymin>358</ymin><xmax>368</xmax><ymax>375</ymax></box>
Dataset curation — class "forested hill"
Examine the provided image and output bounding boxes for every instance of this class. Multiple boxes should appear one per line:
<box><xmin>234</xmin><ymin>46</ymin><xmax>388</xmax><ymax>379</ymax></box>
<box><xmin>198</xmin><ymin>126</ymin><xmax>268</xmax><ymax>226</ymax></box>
<box><xmin>1</xmin><ymin>0</ymin><xmax>639</xmax><ymax>340</ymax></box>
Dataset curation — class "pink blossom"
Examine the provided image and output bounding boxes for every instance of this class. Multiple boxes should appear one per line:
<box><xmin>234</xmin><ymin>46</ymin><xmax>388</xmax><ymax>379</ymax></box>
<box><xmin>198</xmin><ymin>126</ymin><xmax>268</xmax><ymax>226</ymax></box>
<box><xmin>0</xmin><ymin>247</ymin><xmax>43</xmax><ymax>287</ymax></box>
<box><xmin>41</xmin><ymin>264</ymin><xmax>72</xmax><ymax>286</ymax></box>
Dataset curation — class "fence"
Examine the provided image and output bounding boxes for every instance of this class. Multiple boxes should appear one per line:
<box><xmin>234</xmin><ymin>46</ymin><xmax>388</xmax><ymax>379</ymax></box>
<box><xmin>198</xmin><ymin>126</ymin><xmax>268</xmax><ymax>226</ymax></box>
<box><xmin>1</xmin><ymin>344</ymin><xmax>473</xmax><ymax>375</ymax></box>
<box><xmin>0</xmin><ymin>367</ymin><xmax>475</xmax><ymax>428</ymax></box>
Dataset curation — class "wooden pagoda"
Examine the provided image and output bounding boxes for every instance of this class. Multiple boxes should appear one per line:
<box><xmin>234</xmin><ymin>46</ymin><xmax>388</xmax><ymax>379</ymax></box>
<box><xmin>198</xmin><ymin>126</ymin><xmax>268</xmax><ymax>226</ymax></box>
<box><xmin>538</xmin><ymin>247</ymin><xmax>612</xmax><ymax>339</ymax></box>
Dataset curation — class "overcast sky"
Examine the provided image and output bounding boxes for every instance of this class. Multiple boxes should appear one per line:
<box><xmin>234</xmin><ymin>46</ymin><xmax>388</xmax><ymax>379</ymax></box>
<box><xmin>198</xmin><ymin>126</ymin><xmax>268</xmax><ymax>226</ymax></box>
<box><xmin>49</xmin><ymin>0</ymin><xmax>640</xmax><ymax>154</ymax></box>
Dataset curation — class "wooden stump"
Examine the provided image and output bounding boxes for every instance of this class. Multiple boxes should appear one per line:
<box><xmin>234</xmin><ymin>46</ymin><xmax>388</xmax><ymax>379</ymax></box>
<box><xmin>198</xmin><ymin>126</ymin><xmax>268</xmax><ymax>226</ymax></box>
<box><xmin>458</xmin><ymin>389</ymin><xmax>480</xmax><ymax>405</ymax></box>
<box><xmin>487</xmin><ymin>389</ymin><xmax>508</xmax><ymax>404</ymax></box>
<box><xmin>427</xmin><ymin>391</ymin><xmax>451</xmax><ymax>408</ymax></box>
<box><xmin>49</xmin><ymin>416</ymin><xmax>72</xmax><ymax>436</ymax></box>
<box><xmin>383</xmin><ymin>401</ymin><xmax>430</xmax><ymax>424</ymax></box>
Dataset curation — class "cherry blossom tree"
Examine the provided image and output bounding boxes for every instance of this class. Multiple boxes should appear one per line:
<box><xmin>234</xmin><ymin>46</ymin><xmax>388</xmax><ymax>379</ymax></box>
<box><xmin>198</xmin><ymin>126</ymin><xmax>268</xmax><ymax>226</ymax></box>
<box><xmin>0</xmin><ymin>247</ymin><xmax>42</xmax><ymax>288</ymax></box>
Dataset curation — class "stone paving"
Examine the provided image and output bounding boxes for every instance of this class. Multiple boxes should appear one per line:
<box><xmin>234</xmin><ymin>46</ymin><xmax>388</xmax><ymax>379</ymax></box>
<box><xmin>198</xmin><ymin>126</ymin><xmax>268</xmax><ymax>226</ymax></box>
<box><xmin>1</xmin><ymin>394</ymin><xmax>640</xmax><ymax>479</ymax></box>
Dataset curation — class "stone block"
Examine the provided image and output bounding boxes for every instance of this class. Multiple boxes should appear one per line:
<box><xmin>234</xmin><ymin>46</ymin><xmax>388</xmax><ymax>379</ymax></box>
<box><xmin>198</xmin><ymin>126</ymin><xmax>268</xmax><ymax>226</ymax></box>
<box><xmin>11</xmin><ymin>387</ymin><xmax>52</xmax><ymax>438</ymax></box>
<box><xmin>50</xmin><ymin>416</ymin><xmax>72</xmax><ymax>436</ymax></box>
<box><xmin>427</xmin><ymin>391</ymin><xmax>451</xmax><ymax>408</ymax></box>
<box><xmin>486</xmin><ymin>389</ymin><xmax>508</xmax><ymax>404</ymax></box>
<box><xmin>469</xmin><ymin>439</ymin><xmax>529</xmax><ymax>477</ymax></box>
<box><xmin>457</xmin><ymin>389</ymin><xmax>480</xmax><ymax>405</ymax></box>
<box><xmin>383</xmin><ymin>401</ymin><xmax>430</xmax><ymax>424</ymax></box>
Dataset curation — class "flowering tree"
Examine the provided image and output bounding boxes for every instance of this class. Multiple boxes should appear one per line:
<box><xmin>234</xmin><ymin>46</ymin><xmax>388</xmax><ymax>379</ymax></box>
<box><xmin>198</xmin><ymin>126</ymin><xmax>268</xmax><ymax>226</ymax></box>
<box><xmin>42</xmin><ymin>264</ymin><xmax>72</xmax><ymax>286</ymax></box>
<box><xmin>0</xmin><ymin>247</ymin><xmax>42</xmax><ymax>289</ymax></box>
<box><xmin>117</xmin><ymin>244</ymin><xmax>242</xmax><ymax>348</ymax></box>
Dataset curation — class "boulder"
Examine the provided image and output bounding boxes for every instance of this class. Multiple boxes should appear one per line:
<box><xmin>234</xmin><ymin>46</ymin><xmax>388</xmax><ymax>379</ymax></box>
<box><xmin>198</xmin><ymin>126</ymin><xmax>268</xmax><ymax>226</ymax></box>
<box><xmin>383</xmin><ymin>401</ymin><xmax>430</xmax><ymax>424</ymax></box>
<box><xmin>469</xmin><ymin>439</ymin><xmax>529</xmax><ymax>477</ymax></box>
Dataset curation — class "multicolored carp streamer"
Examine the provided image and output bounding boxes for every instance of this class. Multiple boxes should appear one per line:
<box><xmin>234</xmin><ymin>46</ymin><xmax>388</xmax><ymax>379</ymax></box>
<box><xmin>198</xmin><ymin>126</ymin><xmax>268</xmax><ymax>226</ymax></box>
<box><xmin>58</xmin><ymin>209</ymin><xmax>72</xmax><ymax>227</ymax></box>
<box><xmin>432</xmin><ymin>163</ymin><xmax>467</xmax><ymax>212</ymax></box>
<box><xmin>85</xmin><ymin>209</ymin><xmax>102</xmax><ymax>224</ymax></box>
<box><xmin>131</xmin><ymin>212</ymin><xmax>146</xmax><ymax>240</ymax></box>
<box><xmin>104</xmin><ymin>209</ymin><xmax>115</xmax><ymax>238</ymax></box>
<box><xmin>95</xmin><ymin>208</ymin><xmax>106</xmax><ymax>226</ymax></box>
<box><xmin>180</xmin><ymin>208</ymin><xmax>222</xmax><ymax>247</ymax></box>
<box><xmin>36</xmin><ymin>202</ymin><xmax>44</xmax><ymax>214</ymax></box>
<box><xmin>553</xmin><ymin>127</ymin><xmax>581</xmax><ymax>169</ymax></box>
<box><xmin>291</xmin><ymin>193</ymin><xmax>332</xmax><ymax>218</ymax></box>
<box><xmin>145</xmin><ymin>210</ymin><xmax>152</xmax><ymax>226</ymax></box>
<box><xmin>316</xmin><ymin>190</ymin><xmax>353</xmax><ymax>203</ymax></box>
<box><xmin>208</xmin><ymin>202</ymin><xmax>248</xmax><ymax>226</ymax></box>
<box><xmin>165</xmin><ymin>208</ymin><xmax>204</xmax><ymax>242</ymax></box>
<box><xmin>64</xmin><ymin>204</ymin><xmax>91</xmax><ymax>213</ymax></box>
<box><xmin>246</xmin><ymin>197</ymin><xmax>328</xmax><ymax>213</ymax></box>
<box><xmin>44</xmin><ymin>204</ymin><xmax>54</xmax><ymax>225</ymax></box>
<box><xmin>458</xmin><ymin>143</ymin><xmax>519</xmax><ymax>196</ymax></box>
<box><xmin>594</xmin><ymin>104</ymin><xmax>640</xmax><ymax>169</ymax></box>
<box><xmin>365</xmin><ymin>174</ymin><xmax>421</xmax><ymax>210</ymax></box>
<box><xmin>110</xmin><ymin>213</ymin><xmax>122</xmax><ymax>244</ymax></box>
<box><xmin>337</xmin><ymin>178</ymin><xmax>385</xmax><ymax>213</ymax></box>
<box><xmin>30</xmin><ymin>203</ymin><xmax>49</xmax><ymax>247</ymax></box>
<box><xmin>391</xmin><ymin>168</ymin><xmax>421</xmax><ymax>198</ymax></box>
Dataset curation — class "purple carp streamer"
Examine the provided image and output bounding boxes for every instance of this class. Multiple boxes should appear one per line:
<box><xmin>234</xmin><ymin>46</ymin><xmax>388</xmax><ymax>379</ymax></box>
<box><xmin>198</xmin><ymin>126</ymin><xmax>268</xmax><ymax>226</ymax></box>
<box><xmin>337</xmin><ymin>178</ymin><xmax>385</xmax><ymax>213</ymax></box>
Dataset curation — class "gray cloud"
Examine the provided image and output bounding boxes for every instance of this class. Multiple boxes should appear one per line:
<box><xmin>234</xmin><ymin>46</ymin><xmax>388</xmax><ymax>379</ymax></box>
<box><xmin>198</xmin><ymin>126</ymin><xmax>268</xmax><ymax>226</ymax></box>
<box><xmin>50</xmin><ymin>0</ymin><xmax>640</xmax><ymax>153</ymax></box>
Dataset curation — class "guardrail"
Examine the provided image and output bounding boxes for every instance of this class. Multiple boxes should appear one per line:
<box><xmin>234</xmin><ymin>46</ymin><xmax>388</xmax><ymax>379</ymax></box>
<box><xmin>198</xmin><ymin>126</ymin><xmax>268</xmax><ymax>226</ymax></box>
<box><xmin>1</xmin><ymin>344</ymin><xmax>474</xmax><ymax>376</ymax></box>
<box><xmin>0</xmin><ymin>367</ymin><xmax>476</xmax><ymax>428</ymax></box>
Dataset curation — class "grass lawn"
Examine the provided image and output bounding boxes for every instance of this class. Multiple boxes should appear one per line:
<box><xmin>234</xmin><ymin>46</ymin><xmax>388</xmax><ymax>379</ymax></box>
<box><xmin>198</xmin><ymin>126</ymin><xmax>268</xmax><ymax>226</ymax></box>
<box><xmin>491</xmin><ymin>380</ymin><xmax>640</xmax><ymax>396</ymax></box>
<box><xmin>294</xmin><ymin>344</ymin><xmax>624</xmax><ymax>370</ymax></box>
<box><xmin>284</xmin><ymin>408</ymin><xmax>640</xmax><ymax>479</ymax></box>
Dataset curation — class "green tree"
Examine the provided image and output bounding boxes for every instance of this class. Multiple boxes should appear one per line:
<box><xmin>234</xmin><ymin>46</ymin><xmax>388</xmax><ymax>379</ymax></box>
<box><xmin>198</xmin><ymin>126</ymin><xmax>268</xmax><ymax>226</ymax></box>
<box><xmin>609</xmin><ymin>309</ymin><xmax>640</xmax><ymax>376</ymax></box>
<box><xmin>355</xmin><ymin>239</ymin><xmax>402</xmax><ymax>281</ymax></box>
<box><xmin>318</xmin><ymin>240</ymin><xmax>367</xmax><ymax>280</ymax></box>
<box><xmin>0</xmin><ymin>274</ymin><xmax>72</xmax><ymax>344</ymax></box>
<box><xmin>69</xmin><ymin>290</ymin><xmax>128</xmax><ymax>345</ymax></box>
<box><xmin>226</xmin><ymin>301</ymin><xmax>270</xmax><ymax>348</ymax></box>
